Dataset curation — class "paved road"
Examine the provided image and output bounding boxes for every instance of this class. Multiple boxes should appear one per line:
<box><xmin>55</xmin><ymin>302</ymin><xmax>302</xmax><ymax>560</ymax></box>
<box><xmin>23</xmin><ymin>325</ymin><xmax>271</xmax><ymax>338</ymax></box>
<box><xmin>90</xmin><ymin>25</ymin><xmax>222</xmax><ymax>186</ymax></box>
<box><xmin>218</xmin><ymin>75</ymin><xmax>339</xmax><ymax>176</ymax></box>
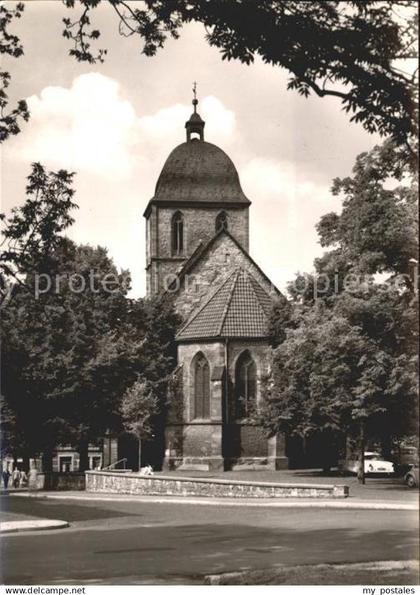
<box><xmin>1</xmin><ymin>495</ymin><xmax>418</xmax><ymax>584</ymax></box>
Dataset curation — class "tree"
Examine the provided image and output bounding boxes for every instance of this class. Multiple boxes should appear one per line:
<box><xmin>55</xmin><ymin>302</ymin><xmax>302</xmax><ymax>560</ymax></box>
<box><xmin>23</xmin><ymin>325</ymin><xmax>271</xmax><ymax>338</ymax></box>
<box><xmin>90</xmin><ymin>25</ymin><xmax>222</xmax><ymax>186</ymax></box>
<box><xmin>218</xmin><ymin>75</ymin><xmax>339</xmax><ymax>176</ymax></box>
<box><xmin>120</xmin><ymin>295</ymin><xmax>181</xmax><ymax>468</ymax></box>
<box><xmin>261</xmin><ymin>141</ymin><xmax>418</xmax><ymax>482</ymax></box>
<box><xmin>1</xmin><ymin>239</ymin><xmax>134</xmax><ymax>471</ymax></box>
<box><xmin>1</xmin><ymin>162</ymin><xmax>78</xmax><ymax>468</ymax></box>
<box><xmin>0</xmin><ymin>162</ymin><xmax>78</xmax><ymax>306</ymax></box>
<box><xmin>0</xmin><ymin>2</ymin><xmax>29</xmax><ymax>142</ymax></box>
<box><xmin>1</xmin><ymin>2</ymin><xmax>417</xmax><ymax>151</ymax></box>
<box><xmin>260</xmin><ymin>308</ymin><xmax>392</xmax><ymax>479</ymax></box>
<box><xmin>317</xmin><ymin>140</ymin><xmax>418</xmax><ymax>280</ymax></box>
<box><xmin>1</xmin><ymin>240</ymin><xmax>181</xmax><ymax>471</ymax></box>
<box><xmin>288</xmin><ymin>141</ymin><xmax>418</xmax><ymax>306</ymax></box>
<box><xmin>267</xmin><ymin>294</ymin><xmax>294</xmax><ymax>348</ymax></box>
<box><xmin>120</xmin><ymin>377</ymin><xmax>159</xmax><ymax>466</ymax></box>
<box><xmin>0</xmin><ymin>160</ymin><xmax>180</xmax><ymax>470</ymax></box>
<box><xmin>1</xmin><ymin>267</ymin><xmax>75</xmax><ymax>469</ymax></box>
<box><xmin>60</xmin><ymin>1</ymin><xmax>418</xmax><ymax>147</ymax></box>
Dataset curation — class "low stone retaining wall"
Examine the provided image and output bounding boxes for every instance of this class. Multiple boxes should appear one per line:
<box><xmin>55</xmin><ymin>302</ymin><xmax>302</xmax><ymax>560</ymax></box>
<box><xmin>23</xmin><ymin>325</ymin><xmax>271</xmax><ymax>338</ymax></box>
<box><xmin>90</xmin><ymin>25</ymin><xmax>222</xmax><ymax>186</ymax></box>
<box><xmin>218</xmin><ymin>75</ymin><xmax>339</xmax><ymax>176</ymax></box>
<box><xmin>85</xmin><ymin>470</ymin><xmax>349</xmax><ymax>498</ymax></box>
<box><xmin>29</xmin><ymin>472</ymin><xmax>85</xmax><ymax>491</ymax></box>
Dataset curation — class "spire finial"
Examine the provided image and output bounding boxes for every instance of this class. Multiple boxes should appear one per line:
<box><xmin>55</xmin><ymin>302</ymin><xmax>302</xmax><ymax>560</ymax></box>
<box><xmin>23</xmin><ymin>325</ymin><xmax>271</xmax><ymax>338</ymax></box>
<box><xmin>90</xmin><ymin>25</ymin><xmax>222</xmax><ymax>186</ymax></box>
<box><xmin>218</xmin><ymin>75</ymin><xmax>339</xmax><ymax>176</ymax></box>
<box><xmin>192</xmin><ymin>81</ymin><xmax>198</xmax><ymax>113</ymax></box>
<box><xmin>186</xmin><ymin>82</ymin><xmax>205</xmax><ymax>141</ymax></box>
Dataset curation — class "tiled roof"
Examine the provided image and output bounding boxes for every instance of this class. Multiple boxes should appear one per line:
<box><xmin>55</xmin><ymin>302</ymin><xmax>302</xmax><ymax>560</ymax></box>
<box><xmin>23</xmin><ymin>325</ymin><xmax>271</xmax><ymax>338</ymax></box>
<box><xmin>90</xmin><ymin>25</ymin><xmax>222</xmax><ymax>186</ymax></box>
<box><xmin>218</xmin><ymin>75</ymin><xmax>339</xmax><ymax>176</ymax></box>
<box><xmin>163</xmin><ymin>228</ymin><xmax>282</xmax><ymax>300</ymax></box>
<box><xmin>152</xmin><ymin>140</ymin><xmax>250</xmax><ymax>204</ymax></box>
<box><xmin>176</xmin><ymin>268</ymin><xmax>275</xmax><ymax>341</ymax></box>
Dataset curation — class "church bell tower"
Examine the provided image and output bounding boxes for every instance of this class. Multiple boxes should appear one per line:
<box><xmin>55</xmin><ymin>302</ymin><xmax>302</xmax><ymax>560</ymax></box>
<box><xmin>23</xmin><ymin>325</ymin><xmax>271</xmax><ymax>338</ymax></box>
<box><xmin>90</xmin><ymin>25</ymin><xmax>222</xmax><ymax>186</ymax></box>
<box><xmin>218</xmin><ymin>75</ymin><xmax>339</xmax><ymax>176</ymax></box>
<box><xmin>143</xmin><ymin>88</ymin><xmax>251</xmax><ymax>296</ymax></box>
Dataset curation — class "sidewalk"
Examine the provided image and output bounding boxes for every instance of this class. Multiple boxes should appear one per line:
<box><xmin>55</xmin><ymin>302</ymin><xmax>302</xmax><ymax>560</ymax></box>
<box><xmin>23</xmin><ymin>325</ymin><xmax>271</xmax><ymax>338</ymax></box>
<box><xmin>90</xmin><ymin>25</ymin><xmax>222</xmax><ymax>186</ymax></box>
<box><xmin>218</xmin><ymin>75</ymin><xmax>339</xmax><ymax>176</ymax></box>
<box><xmin>0</xmin><ymin>519</ymin><xmax>69</xmax><ymax>534</ymax></box>
<box><xmin>10</xmin><ymin>490</ymin><xmax>418</xmax><ymax>511</ymax></box>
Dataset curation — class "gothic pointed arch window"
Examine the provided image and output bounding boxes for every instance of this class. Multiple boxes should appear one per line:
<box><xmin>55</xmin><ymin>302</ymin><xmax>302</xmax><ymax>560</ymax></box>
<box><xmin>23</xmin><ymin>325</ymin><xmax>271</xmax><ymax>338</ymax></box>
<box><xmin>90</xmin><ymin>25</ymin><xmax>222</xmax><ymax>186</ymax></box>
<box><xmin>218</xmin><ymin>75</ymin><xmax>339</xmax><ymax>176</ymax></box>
<box><xmin>235</xmin><ymin>350</ymin><xmax>257</xmax><ymax>419</ymax></box>
<box><xmin>171</xmin><ymin>211</ymin><xmax>184</xmax><ymax>255</ymax></box>
<box><xmin>215</xmin><ymin>211</ymin><xmax>228</xmax><ymax>233</ymax></box>
<box><xmin>193</xmin><ymin>352</ymin><xmax>210</xmax><ymax>419</ymax></box>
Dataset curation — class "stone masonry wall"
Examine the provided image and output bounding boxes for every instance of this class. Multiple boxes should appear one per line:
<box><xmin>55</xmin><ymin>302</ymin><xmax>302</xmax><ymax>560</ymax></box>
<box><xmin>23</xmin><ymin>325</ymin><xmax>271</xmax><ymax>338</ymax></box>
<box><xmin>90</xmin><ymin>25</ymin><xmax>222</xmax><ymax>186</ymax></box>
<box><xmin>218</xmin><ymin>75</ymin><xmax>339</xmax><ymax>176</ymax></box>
<box><xmin>172</xmin><ymin>340</ymin><xmax>278</xmax><ymax>467</ymax></box>
<box><xmin>174</xmin><ymin>233</ymin><xmax>278</xmax><ymax>321</ymax></box>
<box><xmin>178</xmin><ymin>342</ymin><xmax>225</xmax><ymax>422</ymax></box>
<box><xmin>157</xmin><ymin>206</ymin><xmax>249</xmax><ymax>259</ymax></box>
<box><xmin>168</xmin><ymin>342</ymin><xmax>225</xmax><ymax>469</ymax></box>
<box><xmin>227</xmin><ymin>340</ymin><xmax>271</xmax><ymax>402</ymax></box>
<box><xmin>145</xmin><ymin>206</ymin><xmax>249</xmax><ymax>296</ymax></box>
<box><xmin>86</xmin><ymin>470</ymin><xmax>349</xmax><ymax>498</ymax></box>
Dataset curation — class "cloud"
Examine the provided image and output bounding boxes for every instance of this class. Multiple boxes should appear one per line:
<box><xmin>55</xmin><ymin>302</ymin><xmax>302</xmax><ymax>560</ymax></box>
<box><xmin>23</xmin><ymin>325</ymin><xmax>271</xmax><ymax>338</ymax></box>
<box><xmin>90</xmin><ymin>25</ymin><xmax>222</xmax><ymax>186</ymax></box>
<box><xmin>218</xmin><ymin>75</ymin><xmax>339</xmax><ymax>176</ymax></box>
<box><xmin>136</xmin><ymin>94</ymin><xmax>235</xmax><ymax>148</ymax></box>
<box><xmin>137</xmin><ymin>103</ymin><xmax>191</xmax><ymax>143</ymax></box>
<box><xmin>239</xmin><ymin>157</ymin><xmax>333</xmax><ymax>292</ymax></box>
<box><xmin>22</xmin><ymin>73</ymin><xmax>138</xmax><ymax>178</ymax></box>
<box><xmin>6</xmin><ymin>70</ymin><xmax>337</xmax><ymax>296</ymax></box>
<box><xmin>241</xmin><ymin>157</ymin><xmax>322</xmax><ymax>230</ymax></box>
<box><xmin>7</xmin><ymin>73</ymin><xmax>238</xmax><ymax>296</ymax></box>
<box><xmin>13</xmin><ymin>73</ymin><xmax>237</xmax><ymax>183</ymax></box>
<box><xmin>200</xmin><ymin>96</ymin><xmax>236</xmax><ymax>143</ymax></box>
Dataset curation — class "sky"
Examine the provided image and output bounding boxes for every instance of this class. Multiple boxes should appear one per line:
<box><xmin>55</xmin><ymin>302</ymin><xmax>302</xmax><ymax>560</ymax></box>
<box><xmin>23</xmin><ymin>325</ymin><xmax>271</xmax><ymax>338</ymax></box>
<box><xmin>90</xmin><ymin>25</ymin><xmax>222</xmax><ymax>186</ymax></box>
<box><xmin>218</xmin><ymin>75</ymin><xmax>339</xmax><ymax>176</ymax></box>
<box><xmin>1</xmin><ymin>1</ymin><xmax>382</xmax><ymax>296</ymax></box>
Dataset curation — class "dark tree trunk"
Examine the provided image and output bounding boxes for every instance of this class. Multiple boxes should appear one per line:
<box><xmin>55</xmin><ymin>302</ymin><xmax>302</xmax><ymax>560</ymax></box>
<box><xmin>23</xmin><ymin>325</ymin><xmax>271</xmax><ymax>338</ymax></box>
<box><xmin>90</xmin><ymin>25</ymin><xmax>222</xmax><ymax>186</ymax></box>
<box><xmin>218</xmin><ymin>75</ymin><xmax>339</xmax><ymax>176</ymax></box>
<box><xmin>41</xmin><ymin>450</ymin><xmax>53</xmax><ymax>474</ymax></box>
<box><xmin>381</xmin><ymin>433</ymin><xmax>393</xmax><ymax>460</ymax></box>
<box><xmin>357</xmin><ymin>422</ymin><xmax>366</xmax><ymax>485</ymax></box>
<box><xmin>337</xmin><ymin>433</ymin><xmax>348</xmax><ymax>474</ymax></box>
<box><xmin>320</xmin><ymin>431</ymin><xmax>334</xmax><ymax>473</ymax></box>
<box><xmin>22</xmin><ymin>451</ymin><xmax>30</xmax><ymax>473</ymax></box>
<box><xmin>138</xmin><ymin>437</ymin><xmax>142</xmax><ymax>470</ymax></box>
<box><xmin>78</xmin><ymin>437</ymin><xmax>89</xmax><ymax>472</ymax></box>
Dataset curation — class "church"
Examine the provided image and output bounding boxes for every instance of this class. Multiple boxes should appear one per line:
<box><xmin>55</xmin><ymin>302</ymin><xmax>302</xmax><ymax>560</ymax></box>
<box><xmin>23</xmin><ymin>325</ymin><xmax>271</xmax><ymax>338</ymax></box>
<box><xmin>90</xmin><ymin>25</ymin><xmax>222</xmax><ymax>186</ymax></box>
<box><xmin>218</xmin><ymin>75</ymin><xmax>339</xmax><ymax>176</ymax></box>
<box><xmin>142</xmin><ymin>93</ymin><xmax>288</xmax><ymax>472</ymax></box>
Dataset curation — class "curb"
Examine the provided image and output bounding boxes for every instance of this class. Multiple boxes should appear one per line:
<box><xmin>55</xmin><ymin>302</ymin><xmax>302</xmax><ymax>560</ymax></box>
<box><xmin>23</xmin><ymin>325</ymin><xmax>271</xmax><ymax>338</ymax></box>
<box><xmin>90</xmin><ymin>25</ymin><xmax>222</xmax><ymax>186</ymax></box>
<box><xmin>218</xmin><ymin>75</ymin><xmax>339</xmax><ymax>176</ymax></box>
<box><xmin>204</xmin><ymin>560</ymin><xmax>420</xmax><ymax>585</ymax></box>
<box><xmin>0</xmin><ymin>519</ymin><xmax>69</xmax><ymax>534</ymax></box>
<box><xmin>10</xmin><ymin>492</ymin><xmax>418</xmax><ymax>511</ymax></box>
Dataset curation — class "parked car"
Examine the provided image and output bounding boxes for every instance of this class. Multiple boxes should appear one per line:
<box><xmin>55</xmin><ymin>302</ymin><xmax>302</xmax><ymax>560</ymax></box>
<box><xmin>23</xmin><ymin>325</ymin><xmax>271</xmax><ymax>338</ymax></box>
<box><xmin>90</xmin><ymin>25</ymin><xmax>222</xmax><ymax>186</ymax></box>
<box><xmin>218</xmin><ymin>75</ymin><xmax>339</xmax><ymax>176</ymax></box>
<box><xmin>399</xmin><ymin>445</ymin><xmax>419</xmax><ymax>466</ymax></box>
<box><xmin>393</xmin><ymin>445</ymin><xmax>419</xmax><ymax>475</ymax></box>
<box><xmin>346</xmin><ymin>452</ymin><xmax>394</xmax><ymax>475</ymax></box>
<box><xmin>404</xmin><ymin>465</ymin><xmax>419</xmax><ymax>488</ymax></box>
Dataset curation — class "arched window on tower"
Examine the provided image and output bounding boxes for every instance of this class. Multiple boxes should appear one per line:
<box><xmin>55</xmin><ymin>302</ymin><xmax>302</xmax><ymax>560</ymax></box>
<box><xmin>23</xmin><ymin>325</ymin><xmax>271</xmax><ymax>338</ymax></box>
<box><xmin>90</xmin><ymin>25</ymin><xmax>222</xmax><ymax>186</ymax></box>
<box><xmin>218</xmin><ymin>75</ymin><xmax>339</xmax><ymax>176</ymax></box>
<box><xmin>193</xmin><ymin>352</ymin><xmax>210</xmax><ymax>419</ymax></box>
<box><xmin>235</xmin><ymin>350</ymin><xmax>257</xmax><ymax>419</ymax></box>
<box><xmin>171</xmin><ymin>211</ymin><xmax>184</xmax><ymax>255</ymax></box>
<box><xmin>215</xmin><ymin>211</ymin><xmax>228</xmax><ymax>233</ymax></box>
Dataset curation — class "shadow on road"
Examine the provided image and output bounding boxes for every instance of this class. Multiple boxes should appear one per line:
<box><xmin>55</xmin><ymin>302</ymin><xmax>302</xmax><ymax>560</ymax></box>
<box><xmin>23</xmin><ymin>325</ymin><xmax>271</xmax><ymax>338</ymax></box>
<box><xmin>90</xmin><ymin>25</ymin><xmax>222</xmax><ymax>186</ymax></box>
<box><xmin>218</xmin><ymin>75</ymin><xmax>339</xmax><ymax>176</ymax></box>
<box><xmin>1</xmin><ymin>495</ymin><xmax>140</xmax><ymax>522</ymax></box>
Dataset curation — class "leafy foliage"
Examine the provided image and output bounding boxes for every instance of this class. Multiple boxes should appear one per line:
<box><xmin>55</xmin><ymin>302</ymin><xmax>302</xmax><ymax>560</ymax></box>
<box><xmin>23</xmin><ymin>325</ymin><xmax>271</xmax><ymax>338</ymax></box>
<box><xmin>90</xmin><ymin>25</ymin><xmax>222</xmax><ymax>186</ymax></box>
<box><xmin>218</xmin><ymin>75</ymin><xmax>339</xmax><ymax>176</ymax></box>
<box><xmin>61</xmin><ymin>0</ymin><xmax>418</xmax><ymax>149</ymax></box>
<box><xmin>120</xmin><ymin>377</ymin><xmax>159</xmax><ymax>441</ymax></box>
<box><xmin>1</xmin><ymin>248</ymin><xmax>180</xmax><ymax>469</ymax></box>
<box><xmin>1</xmin><ymin>240</ymin><xmax>133</xmax><ymax>462</ymax></box>
<box><xmin>120</xmin><ymin>295</ymin><xmax>181</xmax><ymax>443</ymax></box>
<box><xmin>261</xmin><ymin>141</ymin><xmax>418</xmax><ymax>477</ymax></box>
<box><xmin>1</xmin><ymin>2</ymin><xmax>417</xmax><ymax>147</ymax></box>
<box><xmin>289</xmin><ymin>141</ymin><xmax>418</xmax><ymax>306</ymax></box>
<box><xmin>0</xmin><ymin>162</ymin><xmax>181</xmax><ymax>467</ymax></box>
<box><xmin>0</xmin><ymin>163</ymin><xmax>78</xmax><ymax>305</ymax></box>
<box><xmin>0</xmin><ymin>2</ymin><xmax>29</xmax><ymax>142</ymax></box>
<box><xmin>260</xmin><ymin>310</ymin><xmax>391</xmax><ymax>438</ymax></box>
<box><xmin>318</xmin><ymin>141</ymin><xmax>418</xmax><ymax>277</ymax></box>
<box><xmin>267</xmin><ymin>295</ymin><xmax>294</xmax><ymax>348</ymax></box>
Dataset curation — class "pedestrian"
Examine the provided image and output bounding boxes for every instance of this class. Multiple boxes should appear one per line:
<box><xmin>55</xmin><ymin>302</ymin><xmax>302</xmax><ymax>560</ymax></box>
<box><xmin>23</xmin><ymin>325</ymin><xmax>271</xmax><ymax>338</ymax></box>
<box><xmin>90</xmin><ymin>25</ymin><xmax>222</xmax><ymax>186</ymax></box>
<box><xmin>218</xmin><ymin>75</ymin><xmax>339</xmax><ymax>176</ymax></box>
<box><xmin>19</xmin><ymin>470</ymin><xmax>28</xmax><ymax>488</ymax></box>
<box><xmin>2</xmin><ymin>468</ymin><xmax>11</xmax><ymax>489</ymax></box>
<box><xmin>12</xmin><ymin>467</ymin><xmax>21</xmax><ymax>489</ymax></box>
<box><xmin>28</xmin><ymin>466</ymin><xmax>38</xmax><ymax>490</ymax></box>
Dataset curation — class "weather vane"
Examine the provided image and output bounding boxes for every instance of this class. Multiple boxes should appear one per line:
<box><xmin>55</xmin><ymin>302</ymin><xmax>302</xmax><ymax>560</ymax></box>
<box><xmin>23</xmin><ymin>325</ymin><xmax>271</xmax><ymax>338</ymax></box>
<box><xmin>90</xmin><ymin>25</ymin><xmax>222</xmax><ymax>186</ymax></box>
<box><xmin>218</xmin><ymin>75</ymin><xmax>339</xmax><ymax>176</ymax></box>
<box><xmin>192</xmin><ymin>81</ymin><xmax>198</xmax><ymax>112</ymax></box>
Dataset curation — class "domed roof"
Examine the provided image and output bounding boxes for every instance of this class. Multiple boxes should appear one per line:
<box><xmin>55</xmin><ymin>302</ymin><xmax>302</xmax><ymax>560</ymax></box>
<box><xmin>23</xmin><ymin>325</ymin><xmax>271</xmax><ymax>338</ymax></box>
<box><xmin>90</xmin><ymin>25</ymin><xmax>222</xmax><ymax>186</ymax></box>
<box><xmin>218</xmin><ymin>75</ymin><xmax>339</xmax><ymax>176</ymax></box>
<box><xmin>153</xmin><ymin>139</ymin><xmax>250</xmax><ymax>205</ymax></box>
